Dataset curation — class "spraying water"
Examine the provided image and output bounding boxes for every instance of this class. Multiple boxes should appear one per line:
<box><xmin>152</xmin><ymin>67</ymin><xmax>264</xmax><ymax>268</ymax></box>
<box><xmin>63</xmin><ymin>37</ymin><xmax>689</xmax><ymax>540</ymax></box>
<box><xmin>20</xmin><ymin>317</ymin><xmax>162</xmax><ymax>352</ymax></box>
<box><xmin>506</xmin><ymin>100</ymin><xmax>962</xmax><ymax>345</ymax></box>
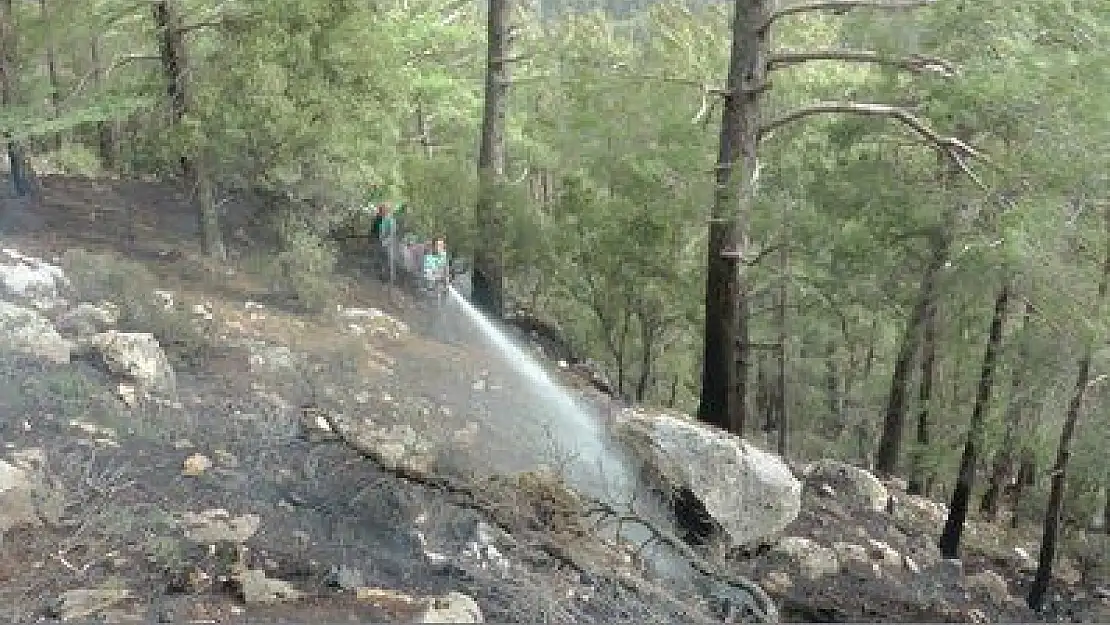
<box><xmin>446</xmin><ymin>285</ymin><xmax>638</xmax><ymax>501</ymax></box>
<box><xmin>444</xmin><ymin>285</ymin><xmax>706</xmax><ymax>586</ymax></box>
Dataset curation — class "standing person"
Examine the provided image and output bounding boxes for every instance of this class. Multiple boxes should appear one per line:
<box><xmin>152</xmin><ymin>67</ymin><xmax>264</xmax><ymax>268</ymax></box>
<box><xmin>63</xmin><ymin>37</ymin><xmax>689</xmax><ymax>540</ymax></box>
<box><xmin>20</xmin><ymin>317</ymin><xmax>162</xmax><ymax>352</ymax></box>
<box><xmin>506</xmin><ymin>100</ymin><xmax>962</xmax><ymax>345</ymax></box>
<box><xmin>422</xmin><ymin>236</ymin><xmax>451</xmax><ymax>340</ymax></box>
<box><xmin>375</xmin><ymin>204</ymin><xmax>397</xmax><ymax>284</ymax></box>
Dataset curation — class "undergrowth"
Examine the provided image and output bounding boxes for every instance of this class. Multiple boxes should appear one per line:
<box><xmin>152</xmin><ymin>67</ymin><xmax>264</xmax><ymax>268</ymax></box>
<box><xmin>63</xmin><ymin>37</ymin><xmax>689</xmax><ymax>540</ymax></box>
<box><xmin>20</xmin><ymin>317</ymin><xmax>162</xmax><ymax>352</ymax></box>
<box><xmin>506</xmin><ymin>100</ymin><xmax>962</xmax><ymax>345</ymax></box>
<box><xmin>59</xmin><ymin>249</ymin><xmax>216</xmax><ymax>369</ymax></box>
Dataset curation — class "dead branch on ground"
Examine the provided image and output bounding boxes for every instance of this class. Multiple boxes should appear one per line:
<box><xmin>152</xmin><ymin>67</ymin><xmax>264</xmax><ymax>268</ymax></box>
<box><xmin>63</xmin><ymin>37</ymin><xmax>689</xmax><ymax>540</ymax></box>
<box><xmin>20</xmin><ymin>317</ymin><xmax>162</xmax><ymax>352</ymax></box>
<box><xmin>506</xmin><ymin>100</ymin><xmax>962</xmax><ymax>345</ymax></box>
<box><xmin>315</xmin><ymin>409</ymin><xmax>779</xmax><ymax>622</ymax></box>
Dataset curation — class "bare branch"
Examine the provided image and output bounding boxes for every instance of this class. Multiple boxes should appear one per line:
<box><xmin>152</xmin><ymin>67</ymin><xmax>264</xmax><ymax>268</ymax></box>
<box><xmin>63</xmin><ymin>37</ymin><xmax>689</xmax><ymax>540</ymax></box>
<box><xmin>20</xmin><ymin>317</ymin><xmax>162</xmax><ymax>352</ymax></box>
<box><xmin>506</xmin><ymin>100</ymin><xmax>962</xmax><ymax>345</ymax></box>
<box><xmin>763</xmin><ymin>0</ymin><xmax>934</xmax><ymax>31</ymax></box>
<box><xmin>66</xmin><ymin>54</ymin><xmax>160</xmax><ymax>101</ymax></box>
<box><xmin>759</xmin><ymin>101</ymin><xmax>982</xmax><ymax>158</ymax></box>
<box><xmin>315</xmin><ymin>407</ymin><xmax>779</xmax><ymax>623</ymax></box>
<box><xmin>768</xmin><ymin>50</ymin><xmax>956</xmax><ymax>77</ymax></box>
<box><xmin>585</xmin><ymin>500</ymin><xmax>779</xmax><ymax>622</ymax></box>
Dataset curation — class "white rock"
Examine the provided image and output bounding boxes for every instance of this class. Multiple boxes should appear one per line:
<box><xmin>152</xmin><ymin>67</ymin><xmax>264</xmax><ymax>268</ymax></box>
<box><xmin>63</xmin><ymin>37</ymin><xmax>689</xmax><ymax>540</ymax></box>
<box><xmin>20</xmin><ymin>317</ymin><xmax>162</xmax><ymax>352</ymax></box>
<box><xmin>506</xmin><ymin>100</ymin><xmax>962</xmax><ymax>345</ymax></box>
<box><xmin>0</xmin><ymin>301</ymin><xmax>72</xmax><ymax>363</ymax></box>
<box><xmin>419</xmin><ymin>591</ymin><xmax>483</xmax><ymax>623</ymax></box>
<box><xmin>79</xmin><ymin>331</ymin><xmax>176</xmax><ymax>396</ymax></box>
<box><xmin>612</xmin><ymin>408</ymin><xmax>801</xmax><ymax>546</ymax></box>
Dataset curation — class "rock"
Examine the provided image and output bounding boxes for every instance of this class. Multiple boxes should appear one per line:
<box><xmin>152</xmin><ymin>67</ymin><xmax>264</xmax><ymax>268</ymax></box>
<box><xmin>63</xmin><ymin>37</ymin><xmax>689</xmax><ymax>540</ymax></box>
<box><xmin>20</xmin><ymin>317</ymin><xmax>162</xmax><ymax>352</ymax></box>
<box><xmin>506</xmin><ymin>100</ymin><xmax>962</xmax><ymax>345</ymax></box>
<box><xmin>117</xmin><ymin>383</ymin><xmax>138</xmax><ymax>407</ymax></box>
<box><xmin>803</xmin><ymin>459</ymin><xmax>888</xmax><ymax>512</ymax></box>
<box><xmin>77</xmin><ymin>331</ymin><xmax>176</xmax><ymax>396</ymax></box>
<box><xmin>182</xmin><ymin>509</ymin><xmax>261</xmax><ymax>543</ymax></box>
<box><xmin>866</xmin><ymin>538</ymin><xmax>903</xmax><ymax>574</ymax></box>
<box><xmin>419</xmin><ymin>592</ymin><xmax>484</xmax><ymax>623</ymax></box>
<box><xmin>0</xmin><ymin>248</ymin><xmax>70</xmax><ymax>310</ymax></box>
<box><xmin>234</xmin><ymin>567</ymin><xmax>304</xmax><ymax>604</ymax></box>
<box><xmin>0</xmin><ymin>301</ymin><xmax>72</xmax><ymax>363</ymax></box>
<box><xmin>891</xmin><ymin>491</ymin><xmax>948</xmax><ymax>532</ymax></box>
<box><xmin>962</xmin><ymin>569</ymin><xmax>1011</xmax><ymax>603</ymax></box>
<box><xmin>832</xmin><ymin>542</ymin><xmax>876</xmax><ymax>577</ymax></box>
<box><xmin>761</xmin><ymin>570</ymin><xmax>793</xmax><ymax>595</ymax></box>
<box><xmin>771</xmin><ymin>536</ymin><xmax>839</xmax><ymax>580</ymax></box>
<box><xmin>48</xmin><ymin>588</ymin><xmax>132</xmax><ymax>620</ymax></box>
<box><xmin>326</xmin><ymin>564</ymin><xmax>364</xmax><ymax>590</ymax></box>
<box><xmin>55</xmin><ymin>302</ymin><xmax>118</xmax><ymax>337</ymax></box>
<box><xmin>182</xmin><ymin>454</ymin><xmax>212</xmax><ymax>477</ymax></box>
<box><xmin>611</xmin><ymin>407</ymin><xmax>801</xmax><ymax>546</ymax></box>
<box><xmin>298</xmin><ymin>406</ymin><xmax>339</xmax><ymax>443</ymax></box>
<box><xmin>0</xmin><ymin>454</ymin><xmax>44</xmax><ymax>533</ymax></box>
<box><xmin>349</xmin><ymin>421</ymin><xmax>437</xmax><ymax>478</ymax></box>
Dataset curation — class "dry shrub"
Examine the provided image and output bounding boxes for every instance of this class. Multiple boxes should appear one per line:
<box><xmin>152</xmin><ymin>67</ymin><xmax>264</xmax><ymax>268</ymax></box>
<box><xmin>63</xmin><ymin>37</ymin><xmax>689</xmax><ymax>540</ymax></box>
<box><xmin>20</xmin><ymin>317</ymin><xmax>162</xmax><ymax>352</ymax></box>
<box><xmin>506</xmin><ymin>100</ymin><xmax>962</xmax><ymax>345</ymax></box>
<box><xmin>60</xmin><ymin>249</ymin><xmax>215</xmax><ymax>368</ymax></box>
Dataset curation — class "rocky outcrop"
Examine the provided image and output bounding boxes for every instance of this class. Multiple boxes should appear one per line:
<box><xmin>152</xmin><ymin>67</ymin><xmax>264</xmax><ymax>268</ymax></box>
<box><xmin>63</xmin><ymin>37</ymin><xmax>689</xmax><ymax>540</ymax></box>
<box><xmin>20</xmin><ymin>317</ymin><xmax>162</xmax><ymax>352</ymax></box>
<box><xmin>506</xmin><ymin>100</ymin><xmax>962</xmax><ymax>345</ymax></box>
<box><xmin>74</xmin><ymin>330</ymin><xmax>177</xmax><ymax>397</ymax></box>
<box><xmin>803</xmin><ymin>459</ymin><xmax>889</xmax><ymax>512</ymax></box>
<box><xmin>0</xmin><ymin>301</ymin><xmax>73</xmax><ymax>363</ymax></box>
<box><xmin>610</xmin><ymin>407</ymin><xmax>801</xmax><ymax>547</ymax></box>
<box><xmin>0</xmin><ymin>447</ymin><xmax>59</xmax><ymax>534</ymax></box>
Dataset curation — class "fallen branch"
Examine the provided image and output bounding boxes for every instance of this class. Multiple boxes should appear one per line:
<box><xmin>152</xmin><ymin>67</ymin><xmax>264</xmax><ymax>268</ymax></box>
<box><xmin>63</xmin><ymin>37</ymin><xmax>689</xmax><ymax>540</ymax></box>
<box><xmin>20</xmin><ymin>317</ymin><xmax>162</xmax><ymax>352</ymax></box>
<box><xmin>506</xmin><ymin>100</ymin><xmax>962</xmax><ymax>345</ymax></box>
<box><xmin>315</xmin><ymin>408</ymin><xmax>779</xmax><ymax>622</ymax></box>
<box><xmin>585</xmin><ymin>499</ymin><xmax>779</xmax><ymax>622</ymax></box>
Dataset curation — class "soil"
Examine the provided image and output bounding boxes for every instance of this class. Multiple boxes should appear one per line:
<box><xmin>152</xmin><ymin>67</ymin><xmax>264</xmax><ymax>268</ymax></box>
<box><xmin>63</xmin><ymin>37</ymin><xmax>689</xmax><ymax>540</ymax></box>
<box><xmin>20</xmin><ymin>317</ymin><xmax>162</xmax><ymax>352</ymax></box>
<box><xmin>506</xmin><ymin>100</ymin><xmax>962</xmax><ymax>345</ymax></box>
<box><xmin>0</xmin><ymin>174</ymin><xmax>1105</xmax><ymax>623</ymax></box>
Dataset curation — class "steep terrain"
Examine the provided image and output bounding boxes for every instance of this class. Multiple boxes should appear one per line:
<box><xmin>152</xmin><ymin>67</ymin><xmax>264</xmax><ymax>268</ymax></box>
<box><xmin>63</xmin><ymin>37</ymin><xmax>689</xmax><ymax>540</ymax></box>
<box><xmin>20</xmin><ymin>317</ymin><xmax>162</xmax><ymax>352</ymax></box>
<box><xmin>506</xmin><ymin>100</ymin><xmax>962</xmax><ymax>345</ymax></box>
<box><xmin>0</xmin><ymin>175</ymin><xmax>1106</xmax><ymax>623</ymax></box>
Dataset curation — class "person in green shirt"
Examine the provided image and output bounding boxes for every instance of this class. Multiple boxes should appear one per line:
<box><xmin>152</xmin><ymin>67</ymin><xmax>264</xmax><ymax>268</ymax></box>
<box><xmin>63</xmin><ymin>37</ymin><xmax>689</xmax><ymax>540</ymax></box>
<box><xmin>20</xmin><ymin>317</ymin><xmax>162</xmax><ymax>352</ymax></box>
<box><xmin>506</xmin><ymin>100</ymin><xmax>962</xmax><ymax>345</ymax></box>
<box><xmin>422</xmin><ymin>235</ymin><xmax>449</xmax><ymax>294</ymax></box>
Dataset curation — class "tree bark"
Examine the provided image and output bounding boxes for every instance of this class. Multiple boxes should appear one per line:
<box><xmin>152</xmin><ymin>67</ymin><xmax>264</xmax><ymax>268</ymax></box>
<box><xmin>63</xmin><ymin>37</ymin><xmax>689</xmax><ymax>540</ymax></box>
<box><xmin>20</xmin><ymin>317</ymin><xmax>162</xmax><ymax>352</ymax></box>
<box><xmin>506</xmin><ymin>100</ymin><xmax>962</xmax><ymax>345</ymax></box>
<box><xmin>89</xmin><ymin>36</ymin><xmax>117</xmax><ymax>169</ymax></box>
<box><xmin>907</xmin><ymin>292</ymin><xmax>937</xmax><ymax>495</ymax></box>
<box><xmin>776</xmin><ymin>242</ymin><xmax>788</xmax><ymax>457</ymax></box>
<box><xmin>875</xmin><ymin>229</ymin><xmax>950</xmax><ymax>475</ymax></box>
<box><xmin>0</xmin><ymin>0</ymin><xmax>34</xmax><ymax>199</ymax></box>
<box><xmin>39</xmin><ymin>0</ymin><xmax>61</xmax><ymax>151</ymax></box>
<box><xmin>472</xmin><ymin>0</ymin><xmax>511</xmax><ymax>319</ymax></box>
<box><xmin>1028</xmin><ymin>207</ymin><xmax>1110</xmax><ymax>610</ymax></box>
<box><xmin>938</xmin><ymin>284</ymin><xmax>1010</xmax><ymax>558</ymax></box>
<box><xmin>696</xmin><ymin>0</ymin><xmax>767</xmax><ymax>435</ymax></box>
<box><xmin>981</xmin><ymin>302</ymin><xmax>1031</xmax><ymax>519</ymax></box>
<box><xmin>153</xmin><ymin>0</ymin><xmax>225</xmax><ymax>259</ymax></box>
<box><xmin>824</xmin><ymin>339</ymin><xmax>844</xmax><ymax>436</ymax></box>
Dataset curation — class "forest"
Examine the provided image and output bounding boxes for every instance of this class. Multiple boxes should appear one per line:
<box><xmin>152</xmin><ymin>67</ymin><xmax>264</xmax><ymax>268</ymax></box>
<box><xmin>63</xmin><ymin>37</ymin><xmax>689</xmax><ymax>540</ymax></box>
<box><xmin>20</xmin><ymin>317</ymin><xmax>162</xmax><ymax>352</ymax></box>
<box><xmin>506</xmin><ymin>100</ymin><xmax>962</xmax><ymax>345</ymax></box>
<box><xmin>0</xmin><ymin>0</ymin><xmax>1108</xmax><ymax>611</ymax></box>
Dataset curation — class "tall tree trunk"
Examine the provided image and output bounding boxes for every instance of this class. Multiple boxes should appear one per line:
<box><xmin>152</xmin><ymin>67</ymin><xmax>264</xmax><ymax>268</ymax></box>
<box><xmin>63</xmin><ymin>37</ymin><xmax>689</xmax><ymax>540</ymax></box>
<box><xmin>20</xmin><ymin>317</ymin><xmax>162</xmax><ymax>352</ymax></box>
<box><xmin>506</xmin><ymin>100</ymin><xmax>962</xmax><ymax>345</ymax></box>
<box><xmin>875</xmin><ymin>229</ymin><xmax>950</xmax><ymax>475</ymax></box>
<box><xmin>634</xmin><ymin>312</ymin><xmax>657</xmax><ymax>402</ymax></box>
<box><xmin>153</xmin><ymin>0</ymin><xmax>225</xmax><ymax>259</ymax></box>
<box><xmin>1009</xmin><ymin>451</ymin><xmax>1036</xmax><ymax>528</ymax></box>
<box><xmin>89</xmin><ymin>36</ymin><xmax>117</xmax><ymax>169</ymax></box>
<box><xmin>696</xmin><ymin>0</ymin><xmax>767</xmax><ymax>435</ymax></box>
<box><xmin>907</xmin><ymin>295</ymin><xmax>938</xmax><ymax>495</ymax></box>
<box><xmin>757</xmin><ymin>357</ymin><xmax>773</xmax><ymax>431</ymax></box>
<box><xmin>39</xmin><ymin>0</ymin><xmax>60</xmax><ymax>151</ymax></box>
<box><xmin>824</xmin><ymin>339</ymin><xmax>844</xmax><ymax>436</ymax></box>
<box><xmin>938</xmin><ymin>284</ymin><xmax>1010</xmax><ymax>558</ymax></box>
<box><xmin>1028</xmin><ymin>207</ymin><xmax>1110</xmax><ymax>610</ymax></box>
<box><xmin>472</xmin><ymin>0</ymin><xmax>511</xmax><ymax>318</ymax></box>
<box><xmin>981</xmin><ymin>302</ymin><xmax>1032</xmax><ymax>519</ymax></box>
<box><xmin>776</xmin><ymin>241</ymin><xmax>788</xmax><ymax>457</ymax></box>
<box><xmin>0</xmin><ymin>0</ymin><xmax>33</xmax><ymax>199</ymax></box>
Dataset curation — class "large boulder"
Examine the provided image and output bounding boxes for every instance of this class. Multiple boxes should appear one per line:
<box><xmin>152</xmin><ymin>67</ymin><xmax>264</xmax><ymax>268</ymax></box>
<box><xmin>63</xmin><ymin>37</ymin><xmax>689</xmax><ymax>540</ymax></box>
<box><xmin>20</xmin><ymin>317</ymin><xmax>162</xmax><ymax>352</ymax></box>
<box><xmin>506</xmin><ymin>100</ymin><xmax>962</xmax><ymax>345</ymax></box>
<box><xmin>0</xmin><ymin>247</ymin><xmax>71</xmax><ymax>311</ymax></box>
<box><xmin>75</xmin><ymin>331</ymin><xmax>176</xmax><ymax>396</ymax></box>
<box><xmin>0</xmin><ymin>301</ymin><xmax>73</xmax><ymax>363</ymax></box>
<box><xmin>611</xmin><ymin>407</ymin><xmax>801</xmax><ymax>547</ymax></box>
<box><xmin>803</xmin><ymin>459</ymin><xmax>888</xmax><ymax>512</ymax></box>
<box><xmin>0</xmin><ymin>448</ymin><xmax>58</xmax><ymax>534</ymax></box>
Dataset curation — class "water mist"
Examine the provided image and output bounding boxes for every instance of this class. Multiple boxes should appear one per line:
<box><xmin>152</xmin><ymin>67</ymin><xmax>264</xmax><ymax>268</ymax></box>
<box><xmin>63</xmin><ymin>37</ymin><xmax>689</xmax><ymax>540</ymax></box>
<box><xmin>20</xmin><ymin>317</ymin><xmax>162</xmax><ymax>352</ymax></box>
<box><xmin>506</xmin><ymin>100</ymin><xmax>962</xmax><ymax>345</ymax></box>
<box><xmin>445</xmin><ymin>286</ymin><xmax>696</xmax><ymax>583</ymax></box>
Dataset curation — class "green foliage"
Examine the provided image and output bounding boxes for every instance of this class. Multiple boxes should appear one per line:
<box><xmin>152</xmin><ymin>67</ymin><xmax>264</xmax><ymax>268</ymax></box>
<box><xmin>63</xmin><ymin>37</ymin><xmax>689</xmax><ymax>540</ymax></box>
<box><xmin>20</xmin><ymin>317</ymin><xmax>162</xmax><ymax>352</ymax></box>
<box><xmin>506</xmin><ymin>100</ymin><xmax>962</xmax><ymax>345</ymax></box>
<box><xmin>9</xmin><ymin>0</ymin><xmax>1110</xmax><ymax>535</ymax></box>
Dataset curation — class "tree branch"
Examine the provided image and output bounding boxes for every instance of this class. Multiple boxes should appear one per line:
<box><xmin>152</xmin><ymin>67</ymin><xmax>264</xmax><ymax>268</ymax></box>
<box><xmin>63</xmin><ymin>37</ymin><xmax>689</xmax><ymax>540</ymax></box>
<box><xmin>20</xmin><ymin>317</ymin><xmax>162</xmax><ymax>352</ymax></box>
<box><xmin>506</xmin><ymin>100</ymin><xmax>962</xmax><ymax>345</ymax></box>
<box><xmin>767</xmin><ymin>50</ymin><xmax>956</xmax><ymax>77</ymax></box>
<box><xmin>66</xmin><ymin>54</ymin><xmax>161</xmax><ymax>101</ymax></box>
<box><xmin>763</xmin><ymin>0</ymin><xmax>934</xmax><ymax>31</ymax></box>
<box><xmin>760</xmin><ymin>101</ymin><xmax>982</xmax><ymax>157</ymax></box>
<box><xmin>315</xmin><ymin>407</ymin><xmax>779</xmax><ymax>623</ymax></box>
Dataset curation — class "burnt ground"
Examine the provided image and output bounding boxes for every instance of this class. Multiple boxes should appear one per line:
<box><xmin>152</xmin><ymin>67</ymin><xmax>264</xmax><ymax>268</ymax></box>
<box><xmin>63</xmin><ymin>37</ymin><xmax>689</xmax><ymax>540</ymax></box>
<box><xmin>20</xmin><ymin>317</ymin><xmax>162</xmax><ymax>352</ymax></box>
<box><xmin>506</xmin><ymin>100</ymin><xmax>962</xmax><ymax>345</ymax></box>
<box><xmin>0</xmin><ymin>174</ymin><xmax>1106</xmax><ymax>623</ymax></box>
